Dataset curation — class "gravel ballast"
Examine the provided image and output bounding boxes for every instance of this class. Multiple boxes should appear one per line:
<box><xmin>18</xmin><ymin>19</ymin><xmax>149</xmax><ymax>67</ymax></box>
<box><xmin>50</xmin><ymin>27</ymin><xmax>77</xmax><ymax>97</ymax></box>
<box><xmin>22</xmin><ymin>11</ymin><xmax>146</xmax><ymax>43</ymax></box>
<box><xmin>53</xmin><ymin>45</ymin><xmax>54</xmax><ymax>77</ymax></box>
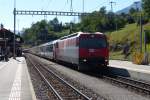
<box><xmin>30</xmin><ymin>54</ymin><xmax>149</xmax><ymax>100</ymax></box>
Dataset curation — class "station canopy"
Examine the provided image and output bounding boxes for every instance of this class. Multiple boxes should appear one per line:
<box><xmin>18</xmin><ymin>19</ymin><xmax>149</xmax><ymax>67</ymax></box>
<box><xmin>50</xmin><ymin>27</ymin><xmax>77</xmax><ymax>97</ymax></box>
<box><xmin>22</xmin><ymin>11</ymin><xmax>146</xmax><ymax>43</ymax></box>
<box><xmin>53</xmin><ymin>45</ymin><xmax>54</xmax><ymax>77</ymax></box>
<box><xmin>0</xmin><ymin>28</ymin><xmax>23</xmax><ymax>46</ymax></box>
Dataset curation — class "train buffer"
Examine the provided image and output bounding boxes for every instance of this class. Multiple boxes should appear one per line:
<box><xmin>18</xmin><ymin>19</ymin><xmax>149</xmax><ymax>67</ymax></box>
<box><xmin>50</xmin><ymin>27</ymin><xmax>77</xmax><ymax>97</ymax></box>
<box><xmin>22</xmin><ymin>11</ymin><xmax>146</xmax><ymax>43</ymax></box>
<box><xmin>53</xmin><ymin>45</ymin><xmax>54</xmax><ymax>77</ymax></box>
<box><xmin>0</xmin><ymin>57</ymin><xmax>36</xmax><ymax>100</ymax></box>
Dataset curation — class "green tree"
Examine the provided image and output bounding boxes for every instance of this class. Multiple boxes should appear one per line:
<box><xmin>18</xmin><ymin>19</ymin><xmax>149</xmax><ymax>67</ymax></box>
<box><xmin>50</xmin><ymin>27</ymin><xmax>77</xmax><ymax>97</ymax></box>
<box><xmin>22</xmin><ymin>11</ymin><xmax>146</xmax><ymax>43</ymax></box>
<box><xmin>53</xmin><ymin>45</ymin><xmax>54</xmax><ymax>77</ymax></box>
<box><xmin>99</xmin><ymin>6</ymin><xmax>106</xmax><ymax>15</ymax></box>
<box><xmin>79</xmin><ymin>7</ymin><xmax>128</xmax><ymax>32</ymax></box>
<box><xmin>129</xmin><ymin>8</ymin><xmax>136</xmax><ymax>15</ymax></box>
<box><xmin>143</xmin><ymin>0</ymin><xmax>150</xmax><ymax>18</ymax></box>
<box><xmin>49</xmin><ymin>17</ymin><xmax>62</xmax><ymax>32</ymax></box>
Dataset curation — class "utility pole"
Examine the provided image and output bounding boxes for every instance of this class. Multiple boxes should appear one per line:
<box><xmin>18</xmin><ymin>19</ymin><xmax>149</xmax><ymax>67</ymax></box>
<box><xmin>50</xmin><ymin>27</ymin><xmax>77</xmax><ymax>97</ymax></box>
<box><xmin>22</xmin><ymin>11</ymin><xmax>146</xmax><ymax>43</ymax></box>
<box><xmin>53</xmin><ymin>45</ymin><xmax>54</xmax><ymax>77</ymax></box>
<box><xmin>110</xmin><ymin>1</ymin><xmax>117</xmax><ymax>31</ymax></box>
<box><xmin>17</xmin><ymin>19</ymin><xmax>20</xmax><ymax>36</ymax></box>
<box><xmin>134</xmin><ymin>1</ymin><xmax>142</xmax><ymax>53</ymax></box>
<box><xmin>140</xmin><ymin>13</ymin><xmax>143</xmax><ymax>53</ymax></box>
<box><xmin>110</xmin><ymin>1</ymin><xmax>116</xmax><ymax>12</ymax></box>
<box><xmin>70</xmin><ymin>0</ymin><xmax>73</xmax><ymax>34</ymax></box>
<box><xmin>134</xmin><ymin>1</ymin><xmax>139</xmax><ymax>25</ymax></box>
<box><xmin>13</xmin><ymin>0</ymin><xmax>16</xmax><ymax>59</ymax></box>
<box><xmin>83</xmin><ymin>0</ymin><xmax>84</xmax><ymax>13</ymax></box>
<box><xmin>70</xmin><ymin>0</ymin><xmax>73</xmax><ymax>12</ymax></box>
<box><xmin>134</xmin><ymin>1</ymin><xmax>139</xmax><ymax>12</ymax></box>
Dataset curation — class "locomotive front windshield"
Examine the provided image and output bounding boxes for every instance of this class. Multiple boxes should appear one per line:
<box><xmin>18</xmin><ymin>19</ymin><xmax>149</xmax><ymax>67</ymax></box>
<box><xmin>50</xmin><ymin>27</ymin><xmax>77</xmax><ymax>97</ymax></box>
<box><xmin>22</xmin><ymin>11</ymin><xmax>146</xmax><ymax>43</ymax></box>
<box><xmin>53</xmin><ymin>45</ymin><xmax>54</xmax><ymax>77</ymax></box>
<box><xmin>80</xmin><ymin>38</ymin><xmax>107</xmax><ymax>48</ymax></box>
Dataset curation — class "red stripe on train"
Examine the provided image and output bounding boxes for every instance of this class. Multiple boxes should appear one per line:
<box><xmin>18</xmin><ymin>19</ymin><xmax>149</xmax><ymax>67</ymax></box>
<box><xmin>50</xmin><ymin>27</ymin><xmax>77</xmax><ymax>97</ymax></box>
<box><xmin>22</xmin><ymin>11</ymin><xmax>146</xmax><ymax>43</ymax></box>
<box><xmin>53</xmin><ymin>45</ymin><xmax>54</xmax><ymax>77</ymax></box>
<box><xmin>79</xmin><ymin>48</ymin><xmax>109</xmax><ymax>58</ymax></box>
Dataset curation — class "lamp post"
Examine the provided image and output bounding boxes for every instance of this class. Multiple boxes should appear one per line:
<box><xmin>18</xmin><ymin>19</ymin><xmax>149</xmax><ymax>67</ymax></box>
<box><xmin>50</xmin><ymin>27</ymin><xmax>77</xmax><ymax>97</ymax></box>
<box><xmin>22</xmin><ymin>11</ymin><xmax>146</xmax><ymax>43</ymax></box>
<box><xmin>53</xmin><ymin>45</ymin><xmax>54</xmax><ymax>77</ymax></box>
<box><xmin>140</xmin><ymin>13</ymin><xmax>143</xmax><ymax>53</ymax></box>
<box><xmin>13</xmin><ymin>8</ymin><xmax>16</xmax><ymax>59</ymax></box>
<box><xmin>134</xmin><ymin>1</ymin><xmax>142</xmax><ymax>53</ymax></box>
<box><xmin>13</xmin><ymin>0</ymin><xmax>16</xmax><ymax>59</ymax></box>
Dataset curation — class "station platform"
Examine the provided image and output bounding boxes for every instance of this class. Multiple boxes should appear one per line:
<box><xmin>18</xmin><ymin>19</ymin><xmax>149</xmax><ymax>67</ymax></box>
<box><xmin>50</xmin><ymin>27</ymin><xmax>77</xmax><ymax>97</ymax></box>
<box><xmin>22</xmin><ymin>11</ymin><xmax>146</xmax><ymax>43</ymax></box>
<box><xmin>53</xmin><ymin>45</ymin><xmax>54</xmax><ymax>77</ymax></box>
<box><xmin>0</xmin><ymin>57</ymin><xmax>36</xmax><ymax>100</ymax></box>
<box><xmin>109</xmin><ymin>60</ymin><xmax>150</xmax><ymax>82</ymax></box>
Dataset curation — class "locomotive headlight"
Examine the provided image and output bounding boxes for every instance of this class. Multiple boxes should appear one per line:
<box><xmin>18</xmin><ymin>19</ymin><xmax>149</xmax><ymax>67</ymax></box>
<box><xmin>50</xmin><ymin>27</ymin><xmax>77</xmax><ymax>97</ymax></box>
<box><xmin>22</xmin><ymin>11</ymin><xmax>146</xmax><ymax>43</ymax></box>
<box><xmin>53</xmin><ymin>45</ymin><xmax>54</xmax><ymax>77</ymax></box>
<box><xmin>105</xmin><ymin>59</ymin><xmax>108</xmax><ymax>63</ymax></box>
<box><xmin>83</xmin><ymin>59</ymin><xmax>87</xmax><ymax>62</ymax></box>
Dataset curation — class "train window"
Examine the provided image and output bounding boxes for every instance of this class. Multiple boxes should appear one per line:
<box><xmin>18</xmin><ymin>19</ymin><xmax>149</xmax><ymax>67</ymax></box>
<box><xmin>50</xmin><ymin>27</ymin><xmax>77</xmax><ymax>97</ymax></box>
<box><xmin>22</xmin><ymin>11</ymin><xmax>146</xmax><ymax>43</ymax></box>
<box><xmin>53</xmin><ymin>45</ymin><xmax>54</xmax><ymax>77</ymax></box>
<box><xmin>46</xmin><ymin>45</ymin><xmax>53</xmax><ymax>52</ymax></box>
<box><xmin>79</xmin><ymin>38</ymin><xmax>107</xmax><ymax>48</ymax></box>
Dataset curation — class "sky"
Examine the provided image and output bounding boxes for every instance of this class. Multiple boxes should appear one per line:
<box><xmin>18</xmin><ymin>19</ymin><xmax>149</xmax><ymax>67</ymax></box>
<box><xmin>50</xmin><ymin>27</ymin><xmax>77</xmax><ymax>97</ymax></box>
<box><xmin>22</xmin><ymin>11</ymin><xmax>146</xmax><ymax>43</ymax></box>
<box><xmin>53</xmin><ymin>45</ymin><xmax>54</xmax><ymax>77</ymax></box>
<box><xmin>0</xmin><ymin>0</ymin><xmax>140</xmax><ymax>31</ymax></box>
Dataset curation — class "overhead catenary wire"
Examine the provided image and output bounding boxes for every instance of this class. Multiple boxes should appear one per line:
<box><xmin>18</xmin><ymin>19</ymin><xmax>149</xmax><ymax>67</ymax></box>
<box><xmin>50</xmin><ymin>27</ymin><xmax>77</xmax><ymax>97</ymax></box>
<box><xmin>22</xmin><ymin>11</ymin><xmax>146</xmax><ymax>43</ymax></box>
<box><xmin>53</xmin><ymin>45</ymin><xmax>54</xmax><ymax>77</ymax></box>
<box><xmin>61</xmin><ymin>0</ymin><xmax>69</xmax><ymax>11</ymax></box>
<box><xmin>109</xmin><ymin>1</ymin><xmax>116</xmax><ymax>12</ymax></box>
<box><xmin>45</xmin><ymin>0</ymin><xmax>53</xmax><ymax>9</ymax></box>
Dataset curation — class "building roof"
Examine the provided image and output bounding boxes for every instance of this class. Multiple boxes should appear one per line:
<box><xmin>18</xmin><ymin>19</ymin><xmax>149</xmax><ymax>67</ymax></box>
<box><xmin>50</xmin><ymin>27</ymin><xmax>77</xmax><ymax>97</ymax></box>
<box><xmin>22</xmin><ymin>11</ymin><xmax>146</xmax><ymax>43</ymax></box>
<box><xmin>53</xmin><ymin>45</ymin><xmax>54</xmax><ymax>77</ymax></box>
<box><xmin>0</xmin><ymin>28</ymin><xmax>23</xmax><ymax>46</ymax></box>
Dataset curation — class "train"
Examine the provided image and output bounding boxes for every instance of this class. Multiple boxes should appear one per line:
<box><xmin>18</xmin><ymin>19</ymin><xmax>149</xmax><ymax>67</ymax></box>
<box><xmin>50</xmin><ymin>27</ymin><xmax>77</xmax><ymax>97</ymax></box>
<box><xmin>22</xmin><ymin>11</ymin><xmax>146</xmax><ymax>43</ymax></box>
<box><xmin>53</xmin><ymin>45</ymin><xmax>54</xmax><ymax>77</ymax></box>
<box><xmin>29</xmin><ymin>32</ymin><xmax>109</xmax><ymax>70</ymax></box>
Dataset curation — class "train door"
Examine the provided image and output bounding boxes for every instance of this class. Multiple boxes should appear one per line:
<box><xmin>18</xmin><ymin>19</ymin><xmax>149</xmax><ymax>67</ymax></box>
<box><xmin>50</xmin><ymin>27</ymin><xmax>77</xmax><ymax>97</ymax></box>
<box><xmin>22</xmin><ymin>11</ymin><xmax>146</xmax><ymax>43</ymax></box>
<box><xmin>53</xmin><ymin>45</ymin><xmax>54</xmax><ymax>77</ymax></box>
<box><xmin>53</xmin><ymin>42</ymin><xmax>58</xmax><ymax>60</ymax></box>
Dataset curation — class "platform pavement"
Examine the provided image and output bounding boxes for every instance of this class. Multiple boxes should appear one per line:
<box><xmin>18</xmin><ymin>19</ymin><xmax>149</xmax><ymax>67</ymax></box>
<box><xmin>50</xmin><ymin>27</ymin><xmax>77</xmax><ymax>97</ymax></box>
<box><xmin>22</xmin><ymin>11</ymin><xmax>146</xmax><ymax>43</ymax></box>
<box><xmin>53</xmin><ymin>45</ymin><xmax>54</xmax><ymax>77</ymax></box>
<box><xmin>0</xmin><ymin>57</ymin><xmax>36</xmax><ymax>100</ymax></box>
<box><xmin>109</xmin><ymin>60</ymin><xmax>150</xmax><ymax>82</ymax></box>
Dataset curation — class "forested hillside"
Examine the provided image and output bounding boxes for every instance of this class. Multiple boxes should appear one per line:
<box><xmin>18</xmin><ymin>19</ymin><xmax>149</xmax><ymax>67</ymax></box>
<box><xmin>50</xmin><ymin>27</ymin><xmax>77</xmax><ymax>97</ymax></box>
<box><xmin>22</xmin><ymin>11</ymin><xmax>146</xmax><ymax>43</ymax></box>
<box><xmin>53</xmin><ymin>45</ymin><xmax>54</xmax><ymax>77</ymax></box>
<box><xmin>22</xmin><ymin>6</ymin><xmax>147</xmax><ymax>46</ymax></box>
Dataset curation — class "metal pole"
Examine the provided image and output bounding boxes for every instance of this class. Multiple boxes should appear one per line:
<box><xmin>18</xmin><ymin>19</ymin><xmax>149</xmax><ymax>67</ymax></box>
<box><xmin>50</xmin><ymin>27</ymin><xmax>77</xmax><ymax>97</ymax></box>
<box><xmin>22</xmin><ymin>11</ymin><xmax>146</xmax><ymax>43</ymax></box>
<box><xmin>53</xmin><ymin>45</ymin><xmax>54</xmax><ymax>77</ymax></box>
<box><xmin>4</xmin><ymin>30</ymin><xmax>6</xmax><ymax>52</ymax></box>
<box><xmin>83</xmin><ymin>0</ymin><xmax>84</xmax><ymax>13</ymax></box>
<box><xmin>110</xmin><ymin>1</ymin><xmax>116</xmax><ymax>12</ymax></box>
<box><xmin>144</xmin><ymin>30</ymin><xmax>147</xmax><ymax>53</ymax></box>
<box><xmin>134</xmin><ymin>2</ymin><xmax>139</xmax><ymax>12</ymax></box>
<box><xmin>140</xmin><ymin>13</ymin><xmax>143</xmax><ymax>53</ymax></box>
<box><xmin>70</xmin><ymin>0</ymin><xmax>73</xmax><ymax>12</ymax></box>
<box><xmin>110</xmin><ymin>2</ymin><xmax>113</xmax><ymax>12</ymax></box>
<box><xmin>13</xmin><ymin>8</ymin><xmax>16</xmax><ymax>59</ymax></box>
<box><xmin>17</xmin><ymin>19</ymin><xmax>20</xmax><ymax>36</ymax></box>
<box><xmin>143</xmin><ymin>30</ymin><xmax>149</xmax><ymax>64</ymax></box>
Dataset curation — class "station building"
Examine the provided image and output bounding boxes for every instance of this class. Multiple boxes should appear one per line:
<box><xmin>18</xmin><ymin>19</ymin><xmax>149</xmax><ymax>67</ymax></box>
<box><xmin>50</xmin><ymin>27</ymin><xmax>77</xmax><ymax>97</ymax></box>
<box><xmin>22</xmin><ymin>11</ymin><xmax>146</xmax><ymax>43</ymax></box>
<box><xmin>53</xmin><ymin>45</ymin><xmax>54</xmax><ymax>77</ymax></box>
<box><xmin>0</xmin><ymin>27</ymin><xmax>23</xmax><ymax>60</ymax></box>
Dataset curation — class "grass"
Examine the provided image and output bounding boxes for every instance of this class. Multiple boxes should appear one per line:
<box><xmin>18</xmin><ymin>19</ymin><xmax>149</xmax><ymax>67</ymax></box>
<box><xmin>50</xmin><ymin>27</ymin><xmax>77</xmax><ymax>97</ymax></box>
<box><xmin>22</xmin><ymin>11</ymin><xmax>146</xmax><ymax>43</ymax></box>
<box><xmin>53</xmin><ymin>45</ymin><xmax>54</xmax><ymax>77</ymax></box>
<box><xmin>107</xmin><ymin>23</ymin><xmax>139</xmax><ymax>44</ymax></box>
<box><xmin>109</xmin><ymin>51</ymin><xmax>124</xmax><ymax>60</ymax></box>
<box><xmin>108</xmin><ymin>23</ymin><xmax>150</xmax><ymax>63</ymax></box>
<box><xmin>109</xmin><ymin>51</ymin><xmax>132</xmax><ymax>61</ymax></box>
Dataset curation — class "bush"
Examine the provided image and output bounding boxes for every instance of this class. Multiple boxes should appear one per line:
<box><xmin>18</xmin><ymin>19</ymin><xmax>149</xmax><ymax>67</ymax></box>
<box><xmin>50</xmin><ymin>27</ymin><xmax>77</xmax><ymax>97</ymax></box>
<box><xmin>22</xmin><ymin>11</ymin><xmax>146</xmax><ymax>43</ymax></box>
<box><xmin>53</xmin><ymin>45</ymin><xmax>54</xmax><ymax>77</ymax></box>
<box><xmin>132</xmin><ymin>52</ymin><xmax>144</xmax><ymax>64</ymax></box>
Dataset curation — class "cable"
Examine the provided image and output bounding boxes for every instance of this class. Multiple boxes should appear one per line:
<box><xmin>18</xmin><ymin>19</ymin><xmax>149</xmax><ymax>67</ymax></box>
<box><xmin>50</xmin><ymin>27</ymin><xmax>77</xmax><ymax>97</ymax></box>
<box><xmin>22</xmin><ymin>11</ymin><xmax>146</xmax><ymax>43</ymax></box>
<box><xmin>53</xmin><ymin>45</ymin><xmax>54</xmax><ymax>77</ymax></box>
<box><xmin>45</xmin><ymin>0</ymin><xmax>53</xmax><ymax>9</ymax></box>
<box><xmin>61</xmin><ymin>0</ymin><xmax>69</xmax><ymax>11</ymax></box>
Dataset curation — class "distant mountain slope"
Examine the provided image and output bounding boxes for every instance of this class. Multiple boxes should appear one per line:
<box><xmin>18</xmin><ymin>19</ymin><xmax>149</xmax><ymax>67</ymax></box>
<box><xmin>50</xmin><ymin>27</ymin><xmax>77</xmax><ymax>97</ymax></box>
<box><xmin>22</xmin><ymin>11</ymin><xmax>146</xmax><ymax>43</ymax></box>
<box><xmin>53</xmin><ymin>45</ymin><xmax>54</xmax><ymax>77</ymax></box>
<box><xmin>117</xmin><ymin>1</ymin><xmax>142</xmax><ymax>14</ymax></box>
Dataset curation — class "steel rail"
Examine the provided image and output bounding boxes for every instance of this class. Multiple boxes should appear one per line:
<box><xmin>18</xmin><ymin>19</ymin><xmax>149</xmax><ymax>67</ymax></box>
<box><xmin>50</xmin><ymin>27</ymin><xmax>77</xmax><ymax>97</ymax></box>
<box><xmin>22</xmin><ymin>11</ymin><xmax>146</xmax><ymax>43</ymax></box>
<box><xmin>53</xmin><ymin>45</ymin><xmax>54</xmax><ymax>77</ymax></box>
<box><xmin>27</xmin><ymin>56</ymin><xmax>63</xmax><ymax>100</ymax></box>
<box><xmin>103</xmin><ymin>76</ymin><xmax>150</xmax><ymax>94</ymax></box>
<box><xmin>28</xmin><ymin>55</ymin><xmax>92</xmax><ymax>100</ymax></box>
<box><xmin>39</xmin><ymin>62</ymin><xmax>92</xmax><ymax>100</ymax></box>
<box><xmin>116</xmin><ymin>75</ymin><xmax>150</xmax><ymax>87</ymax></box>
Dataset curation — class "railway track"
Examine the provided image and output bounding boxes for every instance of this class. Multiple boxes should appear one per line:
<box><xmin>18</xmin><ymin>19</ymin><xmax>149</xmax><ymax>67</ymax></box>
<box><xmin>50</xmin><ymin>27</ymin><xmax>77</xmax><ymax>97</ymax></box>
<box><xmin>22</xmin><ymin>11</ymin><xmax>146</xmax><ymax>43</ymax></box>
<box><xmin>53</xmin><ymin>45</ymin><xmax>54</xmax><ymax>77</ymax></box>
<box><xmin>103</xmin><ymin>75</ymin><xmax>150</xmax><ymax>97</ymax></box>
<box><xmin>26</xmin><ymin>55</ymin><xmax>92</xmax><ymax>100</ymax></box>
<box><xmin>26</xmin><ymin>53</ymin><xmax>150</xmax><ymax>99</ymax></box>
